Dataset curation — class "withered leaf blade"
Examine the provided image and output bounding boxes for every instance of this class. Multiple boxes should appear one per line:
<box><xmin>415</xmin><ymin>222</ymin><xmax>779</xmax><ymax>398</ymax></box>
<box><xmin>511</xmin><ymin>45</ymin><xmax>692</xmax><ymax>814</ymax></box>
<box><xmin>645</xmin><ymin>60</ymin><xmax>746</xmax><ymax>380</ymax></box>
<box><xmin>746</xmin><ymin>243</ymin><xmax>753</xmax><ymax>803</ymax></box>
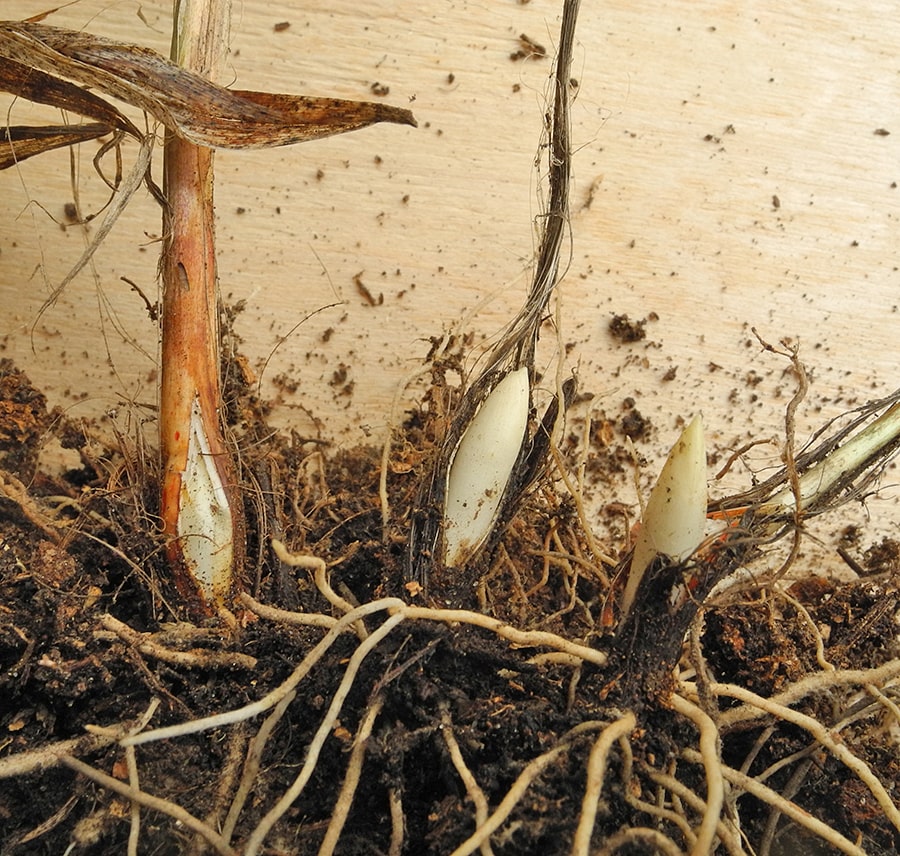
<box><xmin>0</xmin><ymin>122</ymin><xmax>110</xmax><ymax>168</ymax></box>
<box><xmin>0</xmin><ymin>21</ymin><xmax>416</xmax><ymax>149</ymax></box>
<box><xmin>229</xmin><ymin>90</ymin><xmax>417</xmax><ymax>147</ymax></box>
<box><xmin>0</xmin><ymin>56</ymin><xmax>141</xmax><ymax>138</ymax></box>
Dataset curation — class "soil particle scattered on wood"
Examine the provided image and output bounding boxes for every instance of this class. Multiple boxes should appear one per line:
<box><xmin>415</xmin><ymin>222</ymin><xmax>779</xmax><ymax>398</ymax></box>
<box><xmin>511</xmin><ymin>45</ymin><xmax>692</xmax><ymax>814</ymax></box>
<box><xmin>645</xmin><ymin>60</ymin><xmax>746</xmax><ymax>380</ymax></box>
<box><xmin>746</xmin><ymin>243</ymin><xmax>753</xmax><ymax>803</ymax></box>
<box><xmin>608</xmin><ymin>312</ymin><xmax>647</xmax><ymax>343</ymax></box>
<box><xmin>510</xmin><ymin>33</ymin><xmax>548</xmax><ymax>62</ymax></box>
<box><xmin>619</xmin><ymin>396</ymin><xmax>652</xmax><ymax>441</ymax></box>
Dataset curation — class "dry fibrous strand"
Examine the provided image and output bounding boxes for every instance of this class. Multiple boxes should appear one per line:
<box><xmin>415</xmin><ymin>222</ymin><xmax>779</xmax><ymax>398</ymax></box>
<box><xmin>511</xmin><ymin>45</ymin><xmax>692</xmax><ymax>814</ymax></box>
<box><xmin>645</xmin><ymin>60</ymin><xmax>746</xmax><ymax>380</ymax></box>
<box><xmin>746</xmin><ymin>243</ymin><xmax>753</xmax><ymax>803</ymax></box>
<box><xmin>0</xmin><ymin>20</ymin><xmax>415</xmax><ymax>160</ymax></box>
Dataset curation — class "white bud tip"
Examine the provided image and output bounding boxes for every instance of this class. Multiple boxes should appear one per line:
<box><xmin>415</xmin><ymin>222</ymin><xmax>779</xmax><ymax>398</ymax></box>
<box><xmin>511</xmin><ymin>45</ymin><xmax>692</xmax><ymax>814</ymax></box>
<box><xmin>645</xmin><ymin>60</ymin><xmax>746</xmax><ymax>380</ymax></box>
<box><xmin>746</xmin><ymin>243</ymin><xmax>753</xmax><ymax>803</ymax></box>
<box><xmin>443</xmin><ymin>367</ymin><xmax>530</xmax><ymax>568</ymax></box>
<box><xmin>622</xmin><ymin>414</ymin><xmax>707</xmax><ymax>619</ymax></box>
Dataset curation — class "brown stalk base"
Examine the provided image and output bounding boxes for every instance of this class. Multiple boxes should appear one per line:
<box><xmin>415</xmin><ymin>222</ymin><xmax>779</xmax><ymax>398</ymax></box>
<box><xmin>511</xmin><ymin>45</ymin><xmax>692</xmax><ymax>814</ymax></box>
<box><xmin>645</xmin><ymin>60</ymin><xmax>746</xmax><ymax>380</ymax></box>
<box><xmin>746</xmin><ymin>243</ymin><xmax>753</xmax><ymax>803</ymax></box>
<box><xmin>159</xmin><ymin>133</ymin><xmax>244</xmax><ymax>616</ymax></box>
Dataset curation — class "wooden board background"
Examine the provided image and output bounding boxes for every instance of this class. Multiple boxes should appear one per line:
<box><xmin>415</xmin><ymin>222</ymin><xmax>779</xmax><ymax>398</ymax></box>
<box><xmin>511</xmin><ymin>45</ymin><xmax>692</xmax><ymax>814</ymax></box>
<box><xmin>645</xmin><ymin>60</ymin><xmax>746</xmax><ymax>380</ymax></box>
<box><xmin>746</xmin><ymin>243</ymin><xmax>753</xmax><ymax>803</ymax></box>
<box><xmin>2</xmin><ymin>0</ymin><xmax>897</xmax><ymax>554</ymax></box>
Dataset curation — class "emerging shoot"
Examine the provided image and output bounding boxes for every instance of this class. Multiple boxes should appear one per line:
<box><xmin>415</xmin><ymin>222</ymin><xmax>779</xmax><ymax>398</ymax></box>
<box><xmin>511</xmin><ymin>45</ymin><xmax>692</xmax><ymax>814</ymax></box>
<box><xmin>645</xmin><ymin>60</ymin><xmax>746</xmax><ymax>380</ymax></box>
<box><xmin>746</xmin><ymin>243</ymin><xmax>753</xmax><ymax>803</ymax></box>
<box><xmin>443</xmin><ymin>367</ymin><xmax>531</xmax><ymax>568</ymax></box>
<box><xmin>406</xmin><ymin>0</ymin><xmax>581</xmax><ymax>588</ymax></box>
<box><xmin>621</xmin><ymin>414</ymin><xmax>707</xmax><ymax>623</ymax></box>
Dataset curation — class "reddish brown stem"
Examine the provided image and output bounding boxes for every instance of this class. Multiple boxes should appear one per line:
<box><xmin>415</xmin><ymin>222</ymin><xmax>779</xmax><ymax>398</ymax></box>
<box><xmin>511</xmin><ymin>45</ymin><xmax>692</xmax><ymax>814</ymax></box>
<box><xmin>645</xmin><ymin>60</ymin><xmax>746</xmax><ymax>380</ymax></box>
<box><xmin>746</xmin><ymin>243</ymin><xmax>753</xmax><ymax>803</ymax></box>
<box><xmin>159</xmin><ymin>1</ymin><xmax>242</xmax><ymax>616</ymax></box>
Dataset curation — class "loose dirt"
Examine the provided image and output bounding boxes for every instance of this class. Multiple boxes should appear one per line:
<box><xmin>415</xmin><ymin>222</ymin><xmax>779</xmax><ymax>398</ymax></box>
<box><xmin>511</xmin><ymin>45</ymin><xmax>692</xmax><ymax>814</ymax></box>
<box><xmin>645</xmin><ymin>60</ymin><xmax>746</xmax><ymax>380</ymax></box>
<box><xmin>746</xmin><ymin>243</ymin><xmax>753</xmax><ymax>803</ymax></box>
<box><xmin>1</xmin><ymin>351</ymin><xmax>898</xmax><ymax>855</ymax></box>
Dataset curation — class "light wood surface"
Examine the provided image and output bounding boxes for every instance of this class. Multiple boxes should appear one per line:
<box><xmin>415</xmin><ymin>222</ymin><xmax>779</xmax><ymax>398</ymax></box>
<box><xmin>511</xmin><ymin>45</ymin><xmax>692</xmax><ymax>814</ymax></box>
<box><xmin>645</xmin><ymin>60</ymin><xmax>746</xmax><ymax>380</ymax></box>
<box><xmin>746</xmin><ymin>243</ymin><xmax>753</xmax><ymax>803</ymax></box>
<box><xmin>2</xmin><ymin>0</ymin><xmax>897</xmax><ymax>548</ymax></box>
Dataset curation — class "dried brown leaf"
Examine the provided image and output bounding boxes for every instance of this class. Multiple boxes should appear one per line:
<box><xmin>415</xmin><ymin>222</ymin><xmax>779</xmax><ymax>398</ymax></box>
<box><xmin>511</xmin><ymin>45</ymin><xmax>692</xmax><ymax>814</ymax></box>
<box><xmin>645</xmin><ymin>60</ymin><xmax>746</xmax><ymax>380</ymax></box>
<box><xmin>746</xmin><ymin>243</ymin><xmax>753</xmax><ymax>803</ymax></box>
<box><xmin>229</xmin><ymin>90</ymin><xmax>417</xmax><ymax>147</ymax></box>
<box><xmin>0</xmin><ymin>122</ymin><xmax>110</xmax><ymax>168</ymax></box>
<box><xmin>0</xmin><ymin>56</ymin><xmax>140</xmax><ymax>137</ymax></box>
<box><xmin>0</xmin><ymin>22</ymin><xmax>416</xmax><ymax>149</ymax></box>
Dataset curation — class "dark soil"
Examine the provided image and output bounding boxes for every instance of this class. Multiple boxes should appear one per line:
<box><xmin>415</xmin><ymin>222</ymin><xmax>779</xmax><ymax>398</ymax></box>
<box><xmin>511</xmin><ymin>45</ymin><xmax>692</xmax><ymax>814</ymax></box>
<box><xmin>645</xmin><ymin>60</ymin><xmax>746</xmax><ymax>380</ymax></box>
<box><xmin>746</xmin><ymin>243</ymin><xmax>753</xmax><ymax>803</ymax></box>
<box><xmin>1</xmin><ymin>354</ymin><xmax>898</xmax><ymax>855</ymax></box>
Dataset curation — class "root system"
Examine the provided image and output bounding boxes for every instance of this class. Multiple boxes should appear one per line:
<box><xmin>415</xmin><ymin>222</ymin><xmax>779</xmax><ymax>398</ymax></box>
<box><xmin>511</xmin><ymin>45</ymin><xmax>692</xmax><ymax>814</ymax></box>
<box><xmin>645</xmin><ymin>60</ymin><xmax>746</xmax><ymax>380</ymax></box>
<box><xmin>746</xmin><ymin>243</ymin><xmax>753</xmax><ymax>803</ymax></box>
<box><xmin>1</xmin><ymin>349</ymin><xmax>899</xmax><ymax>855</ymax></box>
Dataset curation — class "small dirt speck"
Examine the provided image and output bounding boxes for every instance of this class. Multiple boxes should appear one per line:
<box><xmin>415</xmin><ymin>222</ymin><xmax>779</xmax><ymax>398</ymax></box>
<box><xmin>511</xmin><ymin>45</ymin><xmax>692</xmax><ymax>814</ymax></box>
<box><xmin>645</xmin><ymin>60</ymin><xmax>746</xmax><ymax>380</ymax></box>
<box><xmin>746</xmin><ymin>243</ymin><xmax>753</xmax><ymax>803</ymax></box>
<box><xmin>608</xmin><ymin>314</ymin><xmax>646</xmax><ymax>343</ymax></box>
<box><xmin>510</xmin><ymin>33</ymin><xmax>547</xmax><ymax>61</ymax></box>
<box><xmin>620</xmin><ymin>398</ymin><xmax>651</xmax><ymax>440</ymax></box>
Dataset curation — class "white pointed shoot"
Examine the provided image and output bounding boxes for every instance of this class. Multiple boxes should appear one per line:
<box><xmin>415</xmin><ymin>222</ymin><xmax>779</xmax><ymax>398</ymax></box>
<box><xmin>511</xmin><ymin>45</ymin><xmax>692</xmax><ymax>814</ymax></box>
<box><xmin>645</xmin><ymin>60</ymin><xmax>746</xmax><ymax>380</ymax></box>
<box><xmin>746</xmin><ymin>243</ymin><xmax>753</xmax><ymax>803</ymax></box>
<box><xmin>443</xmin><ymin>367</ymin><xmax>530</xmax><ymax>568</ymax></box>
<box><xmin>176</xmin><ymin>397</ymin><xmax>235</xmax><ymax>605</ymax></box>
<box><xmin>621</xmin><ymin>414</ymin><xmax>707</xmax><ymax>622</ymax></box>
